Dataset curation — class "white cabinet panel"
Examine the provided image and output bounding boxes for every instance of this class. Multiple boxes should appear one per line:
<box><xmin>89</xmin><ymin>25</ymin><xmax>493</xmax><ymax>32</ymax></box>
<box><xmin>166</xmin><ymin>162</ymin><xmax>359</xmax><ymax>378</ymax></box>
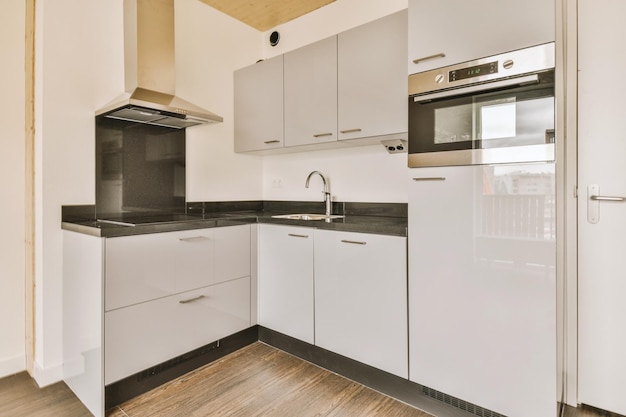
<box><xmin>338</xmin><ymin>10</ymin><xmax>407</xmax><ymax>142</ymax></box>
<box><xmin>63</xmin><ymin>231</ymin><xmax>105</xmax><ymax>417</ymax></box>
<box><xmin>408</xmin><ymin>165</ymin><xmax>556</xmax><ymax>417</ymax></box>
<box><xmin>314</xmin><ymin>230</ymin><xmax>408</xmax><ymax>378</ymax></box>
<box><xmin>408</xmin><ymin>0</ymin><xmax>555</xmax><ymax>74</ymax></box>
<box><xmin>234</xmin><ymin>55</ymin><xmax>284</xmax><ymax>152</ymax></box>
<box><xmin>214</xmin><ymin>225</ymin><xmax>251</xmax><ymax>284</ymax></box>
<box><xmin>258</xmin><ymin>225</ymin><xmax>314</xmax><ymax>344</ymax></box>
<box><xmin>284</xmin><ymin>36</ymin><xmax>338</xmax><ymax>147</ymax></box>
<box><xmin>105</xmin><ymin>277</ymin><xmax>250</xmax><ymax>384</ymax></box>
<box><xmin>105</xmin><ymin>229</ymin><xmax>214</xmax><ymax>311</ymax></box>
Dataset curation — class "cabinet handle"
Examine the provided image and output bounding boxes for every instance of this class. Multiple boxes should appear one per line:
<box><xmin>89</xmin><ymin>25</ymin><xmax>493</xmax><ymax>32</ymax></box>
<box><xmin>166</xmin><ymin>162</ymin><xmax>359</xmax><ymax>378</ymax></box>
<box><xmin>340</xmin><ymin>128</ymin><xmax>362</xmax><ymax>134</ymax></box>
<box><xmin>313</xmin><ymin>132</ymin><xmax>333</xmax><ymax>138</ymax></box>
<box><xmin>264</xmin><ymin>140</ymin><xmax>280</xmax><ymax>144</ymax></box>
<box><xmin>179</xmin><ymin>295</ymin><xmax>205</xmax><ymax>304</ymax></box>
<box><xmin>412</xmin><ymin>52</ymin><xmax>446</xmax><ymax>65</ymax></box>
<box><xmin>412</xmin><ymin>177</ymin><xmax>446</xmax><ymax>181</ymax></box>
<box><xmin>341</xmin><ymin>239</ymin><xmax>367</xmax><ymax>245</ymax></box>
<box><xmin>179</xmin><ymin>236</ymin><xmax>209</xmax><ymax>242</ymax></box>
<box><xmin>288</xmin><ymin>233</ymin><xmax>309</xmax><ymax>238</ymax></box>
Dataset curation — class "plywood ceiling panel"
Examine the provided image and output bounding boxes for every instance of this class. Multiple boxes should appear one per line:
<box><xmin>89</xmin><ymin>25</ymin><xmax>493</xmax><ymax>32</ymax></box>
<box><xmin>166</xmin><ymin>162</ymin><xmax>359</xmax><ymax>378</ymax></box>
<box><xmin>199</xmin><ymin>0</ymin><xmax>336</xmax><ymax>31</ymax></box>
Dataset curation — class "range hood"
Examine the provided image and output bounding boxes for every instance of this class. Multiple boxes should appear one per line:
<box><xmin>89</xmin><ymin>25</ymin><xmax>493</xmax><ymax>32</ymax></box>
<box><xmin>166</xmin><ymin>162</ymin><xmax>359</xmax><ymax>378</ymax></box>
<box><xmin>96</xmin><ymin>0</ymin><xmax>223</xmax><ymax>128</ymax></box>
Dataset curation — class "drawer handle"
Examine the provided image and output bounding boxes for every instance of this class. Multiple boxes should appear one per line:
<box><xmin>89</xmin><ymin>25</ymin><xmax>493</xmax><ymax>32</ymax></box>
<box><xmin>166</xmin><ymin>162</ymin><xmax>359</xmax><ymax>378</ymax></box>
<box><xmin>341</xmin><ymin>239</ymin><xmax>366</xmax><ymax>245</ymax></box>
<box><xmin>179</xmin><ymin>236</ymin><xmax>209</xmax><ymax>242</ymax></box>
<box><xmin>313</xmin><ymin>132</ymin><xmax>333</xmax><ymax>138</ymax></box>
<box><xmin>179</xmin><ymin>295</ymin><xmax>205</xmax><ymax>304</ymax></box>
<box><xmin>340</xmin><ymin>128</ymin><xmax>362</xmax><ymax>134</ymax></box>
<box><xmin>264</xmin><ymin>140</ymin><xmax>280</xmax><ymax>144</ymax></box>
<box><xmin>412</xmin><ymin>177</ymin><xmax>446</xmax><ymax>181</ymax></box>
<box><xmin>288</xmin><ymin>233</ymin><xmax>309</xmax><ymax>238</ymax></box>
<box><xmin>412</xmin><ymin>52</ymin><xmax>446</xmax><ymax>65</ymax></box>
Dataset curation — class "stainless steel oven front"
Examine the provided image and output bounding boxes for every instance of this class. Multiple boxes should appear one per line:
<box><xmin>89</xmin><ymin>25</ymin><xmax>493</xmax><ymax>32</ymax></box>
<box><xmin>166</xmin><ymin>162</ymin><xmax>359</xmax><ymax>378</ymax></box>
<box><xmin>408</xmin><ymin>42</ymin><xmax>555</xmax><ymax>168</ymax></box>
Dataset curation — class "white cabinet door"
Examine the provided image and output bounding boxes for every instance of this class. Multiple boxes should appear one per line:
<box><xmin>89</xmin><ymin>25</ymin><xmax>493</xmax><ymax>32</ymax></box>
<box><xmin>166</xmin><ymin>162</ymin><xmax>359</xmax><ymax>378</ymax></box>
<box><xmin>105</xmin><ymin>228</ymin><xmax>215</xmax><ymax>311</ymax></box>
<box><xmin>284</xmin><ymin>36</ymin><xmax>337</xmax><ymax>147</ymax></box>
<box><xmin>408</xmin><ymin>165</ymin><xmax>556</xmax><ymax>417</ymax></box>
<box><xmin>314</xmin><ymin>230</ymin><xmax>408</xmax><ymax>378</ymax></box>
<box><xmin>578</xmin><ymin>1</ymin><xmax>626</xmax><ymax>414</ymax></box>
<box><xmin>408</xmin><ymin>0</ymin><xmax>555</xmax><ymax>74</ymax></box>
<box><xmin>234</xmin><ymin>55</ymin><xmax>284</xmax><ymax>152</ymax></box>
<box><xmin>214</xmin><ymin>225</ymin><xmax>250</xmax><ymax>285</ymax></box>
<box><xmin>338</xmin><ymin>10</ymin><xmax>407</xmax><ymax>142</ymax></box>
<box><xmin>258</xmin><ymin>224</ymin><xmax>314</xmax><ymax>344</ymax></box>
<box><xmin>105</xmin><ymin>277</ymin><xmax>250</xmax><ymax>384</ymax></box>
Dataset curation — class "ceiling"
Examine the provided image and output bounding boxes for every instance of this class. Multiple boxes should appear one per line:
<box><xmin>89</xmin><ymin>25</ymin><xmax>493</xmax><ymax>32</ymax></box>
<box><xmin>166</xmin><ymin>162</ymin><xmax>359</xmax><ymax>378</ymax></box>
<box><xmin>199</xmin><ymin>0</ymin><xmax>337</xmax><ymax>31</ymax></box>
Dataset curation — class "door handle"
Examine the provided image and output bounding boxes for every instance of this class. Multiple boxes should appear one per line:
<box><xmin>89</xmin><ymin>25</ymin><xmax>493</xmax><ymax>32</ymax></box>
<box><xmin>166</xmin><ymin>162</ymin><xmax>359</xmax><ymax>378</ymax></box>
<box><xmin>588</xmin><ymin>184</ymin><xmax>626</xmax><ymax>224</ymax></box>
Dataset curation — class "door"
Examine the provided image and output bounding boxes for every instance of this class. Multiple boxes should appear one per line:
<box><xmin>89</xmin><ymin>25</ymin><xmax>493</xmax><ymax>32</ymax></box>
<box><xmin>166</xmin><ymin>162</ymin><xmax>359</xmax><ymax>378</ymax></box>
<box><xmin>578</xmin><ymin>1</ymin><xmax>626</xmax><ymax>414</ymax></box>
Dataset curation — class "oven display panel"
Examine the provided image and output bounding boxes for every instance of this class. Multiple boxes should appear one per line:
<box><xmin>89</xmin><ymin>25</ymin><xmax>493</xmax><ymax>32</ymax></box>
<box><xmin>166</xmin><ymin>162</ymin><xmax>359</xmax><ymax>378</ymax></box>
<box><xmin>449</xmin><ymin>61</ymin><xmax>498</xmax><ymax>82</ymax></box>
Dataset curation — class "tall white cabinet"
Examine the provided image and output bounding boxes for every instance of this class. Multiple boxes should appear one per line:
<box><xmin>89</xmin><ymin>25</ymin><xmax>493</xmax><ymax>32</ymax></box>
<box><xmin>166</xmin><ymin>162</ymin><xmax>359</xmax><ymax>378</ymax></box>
<box><xmin>408</xmin><ymin>165</ymin><xmax>556</xmax><ymax>417</ymax></box>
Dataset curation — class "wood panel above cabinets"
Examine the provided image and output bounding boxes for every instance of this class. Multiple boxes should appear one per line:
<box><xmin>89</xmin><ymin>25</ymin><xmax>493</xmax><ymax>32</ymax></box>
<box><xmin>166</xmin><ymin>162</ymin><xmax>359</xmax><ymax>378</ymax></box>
<box><xmin>233</xmin><ymin>10</ymin><xmax>408</xmax><ymax>155</ymax></box>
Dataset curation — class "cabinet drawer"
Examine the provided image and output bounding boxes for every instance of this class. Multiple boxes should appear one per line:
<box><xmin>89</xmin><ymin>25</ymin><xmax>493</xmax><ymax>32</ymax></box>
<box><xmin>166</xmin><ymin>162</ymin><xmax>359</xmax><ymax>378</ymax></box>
<box><xmin>105</xmin><ymin>276</ymin><xmax>250</xmax><ymax>385</ymax></box>
<box><xmin>105</xmin><ymin>229</ymin><xmax>215</xmax><ymax>311</ymax></box>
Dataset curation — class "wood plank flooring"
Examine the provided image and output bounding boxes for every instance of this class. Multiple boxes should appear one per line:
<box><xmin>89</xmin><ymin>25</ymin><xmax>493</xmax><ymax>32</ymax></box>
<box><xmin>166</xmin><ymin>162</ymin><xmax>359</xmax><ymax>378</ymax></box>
<box><xmin>0</xmin><ymin>341</ymin><xmax>621</xmax><ymax>417</ymax></box>
<box><xmin>107</xmin><ymin>342</ymin><xmax>431</xmax><ymax>417</ymax></box>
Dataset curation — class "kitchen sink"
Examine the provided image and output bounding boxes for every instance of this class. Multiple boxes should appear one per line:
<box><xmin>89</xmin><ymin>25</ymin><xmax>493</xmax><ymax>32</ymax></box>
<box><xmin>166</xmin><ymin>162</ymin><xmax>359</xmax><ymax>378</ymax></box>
<box><xmin>271</xmin><ymin>213</ymin><xmax>345</xmax><ymax>221</ymax></box>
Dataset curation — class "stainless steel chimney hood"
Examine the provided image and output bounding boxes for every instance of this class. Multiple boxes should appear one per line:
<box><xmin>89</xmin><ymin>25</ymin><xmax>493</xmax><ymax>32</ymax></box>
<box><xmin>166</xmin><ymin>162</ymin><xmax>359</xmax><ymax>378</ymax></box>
<box><xmin>96</xmin><ymin>0</ymin><xmax>223</xmax><ymax>128</ymax></box>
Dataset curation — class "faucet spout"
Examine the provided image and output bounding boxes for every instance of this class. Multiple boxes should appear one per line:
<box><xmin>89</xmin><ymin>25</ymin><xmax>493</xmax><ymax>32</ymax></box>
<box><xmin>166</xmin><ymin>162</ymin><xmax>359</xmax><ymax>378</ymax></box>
<box><xmin>305</xmin><ymin>171</ymin><xmax>331</xmax><ymax>216</ymax></box>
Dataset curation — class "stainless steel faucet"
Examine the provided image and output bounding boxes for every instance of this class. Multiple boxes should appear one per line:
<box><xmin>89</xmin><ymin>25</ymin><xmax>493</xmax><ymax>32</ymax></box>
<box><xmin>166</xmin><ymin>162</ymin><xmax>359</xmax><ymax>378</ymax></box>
<box><xmin>305</xmin><ymin>171</ymin><xmax>331</xmax><ymax>216</ymax></box>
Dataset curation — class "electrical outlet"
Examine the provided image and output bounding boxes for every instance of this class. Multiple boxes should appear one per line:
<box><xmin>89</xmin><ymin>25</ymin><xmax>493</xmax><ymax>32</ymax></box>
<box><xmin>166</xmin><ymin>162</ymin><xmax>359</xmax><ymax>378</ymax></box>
<box><xmin>271</xmin><ymin>178</ymin><xmax>282</xmax><ymax>189</ymax></box>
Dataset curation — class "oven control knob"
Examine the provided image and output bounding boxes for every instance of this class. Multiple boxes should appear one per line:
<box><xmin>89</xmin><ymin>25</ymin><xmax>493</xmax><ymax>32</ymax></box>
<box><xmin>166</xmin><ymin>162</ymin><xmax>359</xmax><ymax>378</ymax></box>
<box><xmin>435</xmin><ymin>74</ymin><xmax>445</xmax><ymax>84</ymax></box>
<box><xmin>503</xmin><ymin>59</ymin><xmax>514</xmax><ymax>70</ymax></box>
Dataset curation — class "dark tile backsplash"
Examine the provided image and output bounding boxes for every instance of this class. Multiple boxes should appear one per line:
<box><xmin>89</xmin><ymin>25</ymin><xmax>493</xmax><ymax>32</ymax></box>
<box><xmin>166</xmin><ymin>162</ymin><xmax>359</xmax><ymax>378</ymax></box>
<box><xmin>95</xmin><ymin>117</ymin><xmax>186</xmax><ymax>218</ymax></box>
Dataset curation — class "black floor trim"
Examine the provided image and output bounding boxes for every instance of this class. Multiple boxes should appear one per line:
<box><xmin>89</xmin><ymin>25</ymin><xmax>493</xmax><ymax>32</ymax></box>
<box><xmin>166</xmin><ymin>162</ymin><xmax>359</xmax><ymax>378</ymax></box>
<box><xmin>105</xmin><ymin>326</ymin><xmax>258</xmax><ymax>410</ymax></box>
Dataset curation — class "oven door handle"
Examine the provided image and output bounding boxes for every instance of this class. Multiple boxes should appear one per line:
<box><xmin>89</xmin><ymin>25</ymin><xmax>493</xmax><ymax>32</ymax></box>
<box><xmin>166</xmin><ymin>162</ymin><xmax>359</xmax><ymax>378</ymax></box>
<box><xmin>412</xmin><ymin>74</ymin><xmax>539</xmax><ymax>103</ymax></box>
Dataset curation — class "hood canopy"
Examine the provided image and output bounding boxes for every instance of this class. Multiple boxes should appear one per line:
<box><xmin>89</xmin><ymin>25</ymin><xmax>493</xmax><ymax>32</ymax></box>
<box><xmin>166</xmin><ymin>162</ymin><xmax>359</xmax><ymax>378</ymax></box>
<box><xmin>96</xmin><ymin>0</ymin><xmax>222</xmax><ymax>128</ymax></box>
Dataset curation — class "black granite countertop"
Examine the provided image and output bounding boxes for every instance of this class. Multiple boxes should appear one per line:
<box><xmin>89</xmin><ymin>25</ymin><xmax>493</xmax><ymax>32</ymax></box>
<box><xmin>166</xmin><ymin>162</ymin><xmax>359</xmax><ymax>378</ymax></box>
<box><xmin>61</xmin><ymin>201</ymin><xmax>408</xmax><ymax>238</ymax></box>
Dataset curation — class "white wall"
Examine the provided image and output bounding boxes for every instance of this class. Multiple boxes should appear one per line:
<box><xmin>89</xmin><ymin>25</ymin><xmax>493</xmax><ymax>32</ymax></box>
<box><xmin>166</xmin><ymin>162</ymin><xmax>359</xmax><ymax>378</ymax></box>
<box><xmin>260</xmin><ymin>0</ymin><xmax>410</xmax><ymax>203</ymax></box>
<box><xmin>0</xmin><ymin>0</ymin><xmax>27</xmax><ymax>378</ymax></box>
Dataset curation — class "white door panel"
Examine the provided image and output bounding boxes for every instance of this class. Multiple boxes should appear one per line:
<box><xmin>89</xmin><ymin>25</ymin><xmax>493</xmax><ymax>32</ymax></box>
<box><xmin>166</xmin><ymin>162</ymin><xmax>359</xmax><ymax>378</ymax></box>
<box><xmin>578</xmin><ymin>1</ymin><xmax>626</xmax><ymax>414</ymax></box>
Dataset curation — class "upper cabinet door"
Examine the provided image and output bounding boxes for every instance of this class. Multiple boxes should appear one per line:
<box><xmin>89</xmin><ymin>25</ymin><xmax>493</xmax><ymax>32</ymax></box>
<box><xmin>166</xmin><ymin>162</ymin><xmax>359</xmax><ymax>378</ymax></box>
<box><xmin>234</xmin><ymin>55</ymin><xmax>284</xmax><ymax>152</ymax></box>
<box><xmin>338</xmin><ymin>10</ymin><xmax>408</xmax><ymax>141</ymax></box>
<box><xmin>284</xmin><ymin>36</ymin><xmax>338</xmax><ymax>147</ymax></box>
<box><xmin>408</xmin><ymin>0</ymin><xmax>555</xmax><ymax>74</ymax></box>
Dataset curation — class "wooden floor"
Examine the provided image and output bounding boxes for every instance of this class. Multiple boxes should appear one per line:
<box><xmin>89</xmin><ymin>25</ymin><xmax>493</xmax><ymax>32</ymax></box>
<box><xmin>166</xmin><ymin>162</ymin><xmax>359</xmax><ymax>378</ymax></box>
<box><xmin>0</xmin><ymin>342</ymin><xmax>621</xmax><ymax>417</ymax></box>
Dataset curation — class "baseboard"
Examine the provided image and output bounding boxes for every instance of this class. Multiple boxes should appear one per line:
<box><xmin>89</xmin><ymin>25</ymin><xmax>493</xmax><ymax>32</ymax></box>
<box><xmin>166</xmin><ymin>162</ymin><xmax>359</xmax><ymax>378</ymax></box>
<box><xmin>0</xmin><ymin>353</ymin><xmax>26</xmax><ymax>379</ymax></box>
<box><xmin>32</xmin><ymin>359</ymin><xmax>63</xmax><ymax>387</ymax></box>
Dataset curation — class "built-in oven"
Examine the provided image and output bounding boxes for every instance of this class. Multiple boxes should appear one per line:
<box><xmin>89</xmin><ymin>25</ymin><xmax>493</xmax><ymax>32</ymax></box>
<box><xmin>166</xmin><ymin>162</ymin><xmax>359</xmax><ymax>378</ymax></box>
<box><xmin>408</xmin><ymin>42</ymin><xmax>555</xmax><ymax>167</ymax></box>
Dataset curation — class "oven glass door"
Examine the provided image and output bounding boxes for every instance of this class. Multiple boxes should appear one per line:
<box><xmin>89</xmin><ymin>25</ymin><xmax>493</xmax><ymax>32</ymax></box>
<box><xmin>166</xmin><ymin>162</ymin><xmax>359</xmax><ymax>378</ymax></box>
<box><xmin>408</xmin><ymin>73</ymin><xmax>554</xmax><ymax>167</ymax></box>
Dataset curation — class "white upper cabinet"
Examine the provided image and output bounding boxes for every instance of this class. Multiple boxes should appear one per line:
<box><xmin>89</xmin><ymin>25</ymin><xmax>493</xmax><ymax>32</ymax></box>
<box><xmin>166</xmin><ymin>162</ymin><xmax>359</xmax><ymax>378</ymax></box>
<box><xmin>284</xmin><ymin>36</ymin><xmax>338</xmax><ymax>147</ymax></box>
<box><xmin>234</xmin><ymin>55</ymin><xmax>284</xmax><ymax>152</ymax></box>
<box><xmin>338</xmin><ymin>10</ymin><xmax>408</xmax><ymax>142</ymax></box>
<box><xmin>408</xmin><ymin>0</ymin><xmax>555</xmax><ymax>74</ymax></box>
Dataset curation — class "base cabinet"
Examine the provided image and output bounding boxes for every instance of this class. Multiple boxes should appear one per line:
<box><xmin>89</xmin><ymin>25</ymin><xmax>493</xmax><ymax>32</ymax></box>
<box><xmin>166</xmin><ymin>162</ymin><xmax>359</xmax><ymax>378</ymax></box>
<box><xmin>258</xmin><ymin>225</ymin><xmax>314</xmax><ymax>344</ymax></box>
<box><xmin>63</xmin><ymin>225</ymin><xmax>252</xmax><ymax>417</ymax></box>
<box><xmin>258</xmin><ymin>225</ymin><xmax>408</xmax><ymax>378</ymax></box>
<box><xmin>314</xmin><ymin>230</ymin><xmax>408</xmax><ymax>378</ymax></box>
